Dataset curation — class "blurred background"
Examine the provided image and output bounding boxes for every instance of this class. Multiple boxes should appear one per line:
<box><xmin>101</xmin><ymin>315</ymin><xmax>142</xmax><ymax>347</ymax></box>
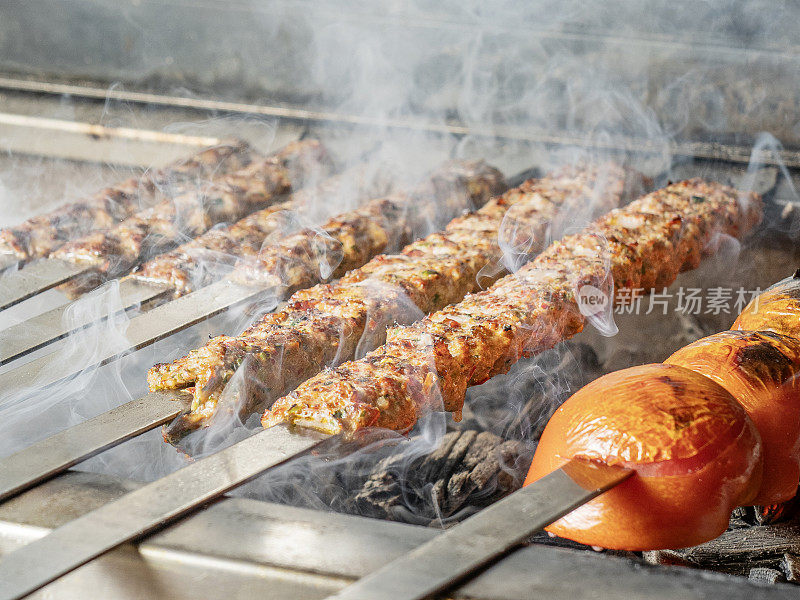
<box><xmin>2</xmin><ymin>1</ymin><xmax>799</xmax><ymax>148</ymax></box>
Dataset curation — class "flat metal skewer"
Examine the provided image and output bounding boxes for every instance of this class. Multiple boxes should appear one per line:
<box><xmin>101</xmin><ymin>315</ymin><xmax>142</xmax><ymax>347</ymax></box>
<box><xmin>0</xmin><ymin>424</ymin><xmax>331</xmax><ymax>600</ymax></box>
<box><xmin>0</xmin><ymin>254</ymin><xmax>18</xmax><ymax>273</ymax></box>
<box><xmin>0</xmin><ymin>259</ymin><xmax>89</xmax><ymax>311</ymax></box>
<box><xmin>328</xmin><ymin>460</ymin><xmax>633</xmax><ymax>600</ymax></box>
<box><xmin>0</xmin><ymin>278</ymin><xmax>291</xmax><ymax>502</ymax></box>
<box><xmin>0</xmin><ymin>278</ymin><xmax>262</xmax><ymax>392</ymax></box>
<box><xmin>0</xmin><ymin>279</ymin><xmax>172</xmax><ymax>365</ymax></box>
<box><xmin>0</xmin><ymin>391</ymin><xmax>186</xmax><ymax>502</ymax></box>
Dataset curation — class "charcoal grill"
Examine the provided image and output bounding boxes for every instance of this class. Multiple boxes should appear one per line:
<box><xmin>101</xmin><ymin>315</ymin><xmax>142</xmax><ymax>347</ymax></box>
<box><xmin>2</xmin><ymin>2</ymin><xmax>800</xmax><ymax>598</ymax></box>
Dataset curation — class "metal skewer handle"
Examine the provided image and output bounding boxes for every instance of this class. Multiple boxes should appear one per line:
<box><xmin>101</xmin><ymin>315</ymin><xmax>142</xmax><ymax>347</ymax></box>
<box><xmin>0</xmin><ymin>425</ymin><xmax>331</xmax><ymax>600</ymax></box>
<box><xmin>0</xmin><ymin>279</ymin><xmax>171</xmax><ymax>365</ymax></box>
<box><xmin>328</xmin><ymin>460</ymin><xmax>633</xmax><ymax>600</ymax></box>
<box><xmin>0</xmin><ymin>259</ymin><xmax>88</xmax><ymax>311</ymax></box>
<box><xmin>0</xmin><ymin>280</ymin><xmax>262</xmax><ymax>392</ymax></box>
<box><xmin>0</xmin><ymin>392</ymin><xmax>185</xmax><ymax>502</ymax></box>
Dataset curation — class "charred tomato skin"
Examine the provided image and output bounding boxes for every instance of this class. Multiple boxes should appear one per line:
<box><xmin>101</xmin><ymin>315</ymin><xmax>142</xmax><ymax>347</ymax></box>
<box><xmin>666</xmin><ymin>330</ymin><xmax>800</xmax><ymax>505</ymax></box>
<box><xmin>733</xmin><ymin>274</ymin><xmax>800</xmax><ymax>339</ymax></box>
<box><xmin>525</xmin><ymin>363</ymin><xmax>763</xmax><ymax>551</ymax></box>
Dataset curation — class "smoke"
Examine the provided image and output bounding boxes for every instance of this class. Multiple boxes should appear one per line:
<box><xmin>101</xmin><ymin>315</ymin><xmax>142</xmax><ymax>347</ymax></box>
<box><xmin>0</xmin><ymin>280</ymin><xmax>135</xmax><ymax>455</ymax></box>
<box><xmin>0</xmin><ymin>0</ymin><xmax>797</xmax><ymax>528</ymax></box>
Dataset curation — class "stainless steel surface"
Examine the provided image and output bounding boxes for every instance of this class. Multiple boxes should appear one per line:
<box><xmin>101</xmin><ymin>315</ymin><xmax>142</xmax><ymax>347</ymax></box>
<box><xmin>4</xmin><ymin>2</ymin><xmax>800</xmax><ymax>149</ymax></box>
<box><xmin>0</xmin><ymin>392</ymin><xmax>185</xmax><ymax>502</ymax></box>
<box><xmin>0</xmin><ymin>425</ymin><xmax>330</xmax><ymax>600</ymax></box>
<box><xmin>0</xmin><ymin>76</ymin><xmax>472</xmax><ymax>137</ymax></box>
<box><xmin>0</xmin><ymin>255</ymin><xmax>17</xmax><ymax>273</ymax></box>
<box><xmin>0</xmin><ymin>279</ymin><xmax>261</xmax><ymax>392</ymax></box>
<box><xmin>0</xmin><ymin>279</ymin><xmax>171</xmax><ymax>365</ymax></box>
<box><xmin>0</xmin><ymin>112</ymin><xmax>224</xmax><ymax>166</ymax></box>
<box><xmin>0</xmin><ymin>471</ymin><xmax>793</xmax><ymax>600</ymax></box>
<box><xmin>0</xmin><ymin>259</ymin><xmax>88</xmax><ymax>311</ymax></box>
<box><xmin>0</xmin><ymin>88</ymin><xmax>308</xmax><ymax>166</ymax></box>
<box><xmin>330</xmin><ymin>460</ymin><xmax>633</xmax><ymax>600</ymax></box>
<box><xmin>1</xmin><ymin>76</ymin><xmax>798</xmax><ymax>167</ymax></box>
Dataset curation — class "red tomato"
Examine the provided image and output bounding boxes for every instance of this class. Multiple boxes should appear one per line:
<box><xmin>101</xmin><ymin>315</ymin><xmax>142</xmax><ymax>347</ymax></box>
<box><xmin>667</xmin><ymin>330</ymin><xmax>800</xmax><ymax>505</ymax></box>
<box><xmin>525</xmin><ymin>364</ymin><xmax>762</xmax><ymax>550</ymax></box>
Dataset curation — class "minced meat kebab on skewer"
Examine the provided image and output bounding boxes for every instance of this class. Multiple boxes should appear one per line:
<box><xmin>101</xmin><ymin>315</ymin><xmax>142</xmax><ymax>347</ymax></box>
<box><xmin>127</xmin><ymin>162</ymin><xmax>398</xmax><ymax>298</ymax></box>
<box><xmin>264</xmin><ymin>178</ymin><xmax>762</xmax><ymax>435</ymax></box>
<box><xmin>50</xmin><ymin>139</ymin><xmax>330</xmax><ymax>296</ymax></box>
<box><xmin>0</xmin><ymin>178</ymin><xmax>766</xmax><ymax>600</ymax></box>
<box><xmin>149</xmin><ymin>163</ymin><xmax>639</xmax><ymax>441</ymax></box>
<box><xmin>0</xmin><ymin>140</ymin><xmax>258</xmax><ymax>263</ymax></box>
<box><xmin>129</xmin><ymin>158</ymin><xmax>505</xmax><ymax>299</ymax></box>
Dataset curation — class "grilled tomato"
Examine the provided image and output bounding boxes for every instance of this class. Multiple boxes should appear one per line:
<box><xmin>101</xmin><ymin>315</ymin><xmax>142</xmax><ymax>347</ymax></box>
<box><xmin>666</xmin><ymin>330</ymin><xmax>800</xmax><ymax>505</ymax></box>
<box><xmin>525</xmin><ymin>363</ymin><xmax>762</xmax><ymax>550</ymax></box>
<box><xmin>733</xmin><ymin>272</ymin><xmax>800</xmax><ymax>339</ymax></box>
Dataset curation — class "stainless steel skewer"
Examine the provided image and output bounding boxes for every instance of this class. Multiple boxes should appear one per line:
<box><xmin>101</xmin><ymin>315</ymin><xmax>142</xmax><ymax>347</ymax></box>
<box><xmin>0</xmin><ymin>424</ymin><xmax>331</xmax><ymax>600</ymax></box>
<box><xmin>0</xmin><ymin>279</ymin><xmax>172</xmax><ymax>365</ymax></box>
<box><xmin>0</xmin><ymin>284</ymin><xmax>281</xmax><ymax>503</ymax></box>
<box><xmin>327</xmin><ymin>460</ymin><xmax>633</xmax><ymax>600</ymax></box>
<box><xmin>0</xmin><ymin>447</ymin><xmax>628</xmax><ymax>600</ymax></box>
<box><xmin>0</xmin><ymin>259</ymin><xmax>89</xmax><ymax>311</ymax></box>
<box><xmin>0</xmin><ymin>279</ymin><xmax>263</xmax><ymax>392</ymax></box>
<box><xmin>0</xmin><ymin>391</ymin><xmax>186</xmax><ymax>502</ymax></box>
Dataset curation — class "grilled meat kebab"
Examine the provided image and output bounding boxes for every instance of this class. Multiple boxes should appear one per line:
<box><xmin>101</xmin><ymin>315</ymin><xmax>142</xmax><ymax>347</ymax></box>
<box><xmin>264</xmin><ymin>179</ymin><xmax>762</xmax><ymax>435</ymax></box>
<box><xmin>0</xmin><ymin>141</ymin><xmax>258</xmax><ymax>263</ymax></box>
<box><xmin>150</xmin><ymin>163</ymin><xmax>634</xmax><ymax>441</ymax></box>
<box><xmin>128</xmin><ymin>164</ymin><xmax>397</xmax><ymax>298</ymax></box>
<box><xmin>50</xmin><ymin>139</ymin><xmax>330</xmax><ymax>296</ymax></box>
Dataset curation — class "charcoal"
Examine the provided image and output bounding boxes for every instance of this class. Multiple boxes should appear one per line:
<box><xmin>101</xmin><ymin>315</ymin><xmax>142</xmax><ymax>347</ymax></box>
<box><xmin>647</xmin><ymin>523</ymin><xmax>800</xmax><ymax>579</ymax></box>
<box><xmin>749</xmin><ymin>567</ymin><xmax>785</xmax><ymax>584</ymax></box>
<box><xmin>727</xmin><ymin>495</ymin><xmax>800</xmax><ymax>528</ymax></box>
<box><xmin>754</xmin><ymin>495</ymin><xmax>800</xmax><ymax>525</ymax></box>
<box><xmin>258</xmin><ymin>428</ymin><xmax>532</xmax><ymax>526</ymax></box>
<box><xmin>641</xmin><ymin>550</ymin><xmax>699</xmax><ymax>569</ymax></box>
<box><xmin>729</xmin><ymin>506</ymin><xmax>755</xmax><ymax>529</ymax></box>
<box><xmin>347</xmin><ymin>430</ymin><xmax>532</xmax><ymax>526</ymax></box>
<box><xmin>783</xmin><ymin>553</ymin><xmax>800</xmax><ymax>582</ymax></box>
